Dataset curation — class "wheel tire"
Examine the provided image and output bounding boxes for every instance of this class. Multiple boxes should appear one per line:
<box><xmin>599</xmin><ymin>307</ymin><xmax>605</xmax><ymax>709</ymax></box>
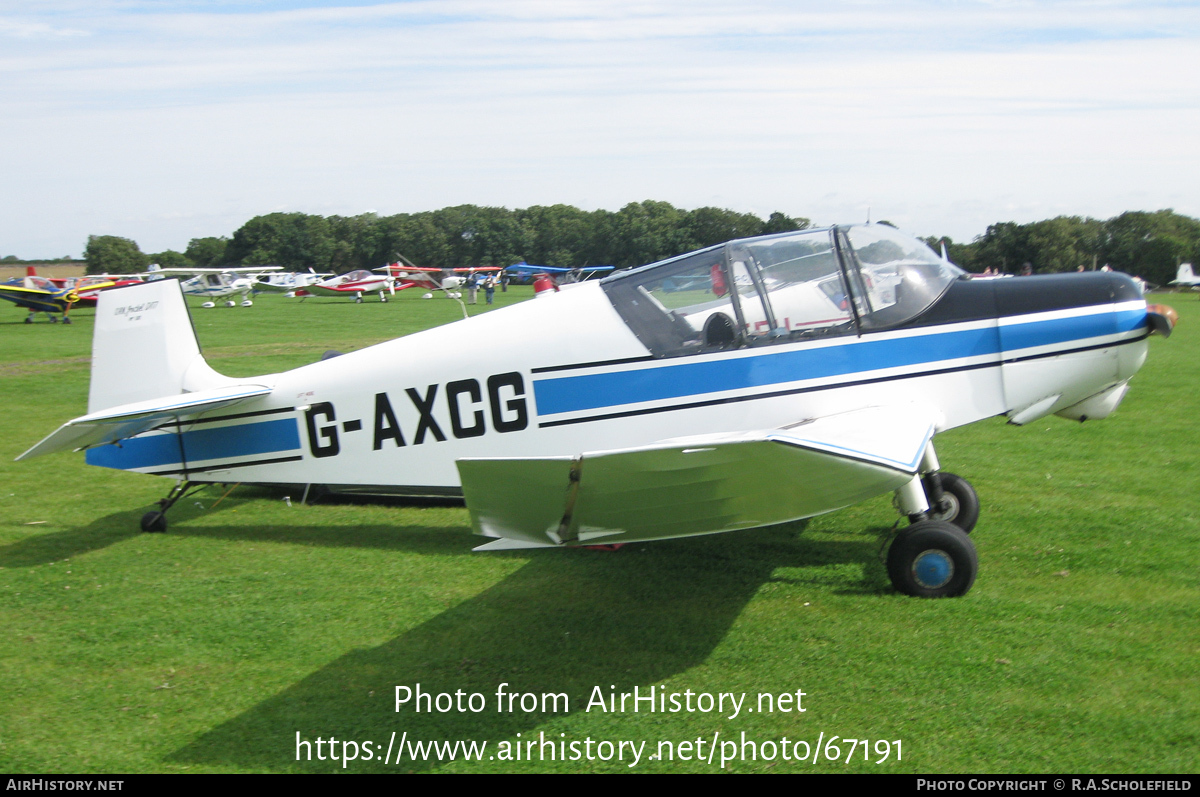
<box><xmin>887</xmin><ymin>520</ymin><xmax>977</xmax><ymax>598</ymax></box>
<box><xmin>140</xmin><ymin>511</ymin><xmax>167</xmax><ymax>533</ymax></box>
<box><xmin>927</xmin><ymin>472</ymin><xmax>979</xmax><ymax>534</ymax></box>
<box><xmin>62</xmin><ymin>316</ymin><xmax>72</xmax><ymax>325</ymax></box>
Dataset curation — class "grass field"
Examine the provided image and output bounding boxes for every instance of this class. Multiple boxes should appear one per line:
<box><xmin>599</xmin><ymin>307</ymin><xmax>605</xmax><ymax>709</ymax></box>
<box><xmin>0</xmin><ymin>288</ymin><xmax>1196</xmax><ymax>773</ymax></box>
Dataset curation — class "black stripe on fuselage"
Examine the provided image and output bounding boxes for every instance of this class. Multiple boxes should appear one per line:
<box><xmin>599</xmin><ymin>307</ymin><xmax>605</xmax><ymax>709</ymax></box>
<box><xmin>155</xmin><ymin>406</ymin><xmax>296</xmax><ymax>429</ymax></box>
<box><xmin>143</xmin><ymin>454</ymin><xmax>303</xmax><ymax>476</ymax></box>
<box><xmin>531</xmin><ymin>355</ymin><xmax>656</xmax><ymax>374</ymax></box>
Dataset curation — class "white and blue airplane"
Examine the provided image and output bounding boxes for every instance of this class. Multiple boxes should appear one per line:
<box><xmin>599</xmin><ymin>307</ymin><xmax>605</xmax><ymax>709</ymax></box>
<box><xmin>146</xmin><ymin>264</ymin><xmax>281</xmax><ymax>307</ymax></box>
<box><xmin>503</xmin><ymin>262</ymin><xmax>615</xmax><ymax>283</ymax></box>
<box><xmin>18</xmin><ymin>224</ymin><xmax>1176</xmax><ymax>598</ymax></box>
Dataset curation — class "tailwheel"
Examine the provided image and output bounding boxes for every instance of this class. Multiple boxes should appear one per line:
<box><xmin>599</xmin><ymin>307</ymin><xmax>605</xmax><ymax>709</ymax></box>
<box><xmin>139</xmin><ymin>480</ymin><xmax>196</xmax><ymax>533</ymax></box>
<box><xmin>887</xmin><ymin>520</ymin><xmax>978</xmax><ymax>598</ymax></box>
<box><xmin>140</xmin><ymin>511</ymin><xmax>167</xmax><ymax>533</ymax></box>
<box><xmin>924</xmin><ymin>472</ymin><xmax>979</xmax><ymax>534</ymax></box>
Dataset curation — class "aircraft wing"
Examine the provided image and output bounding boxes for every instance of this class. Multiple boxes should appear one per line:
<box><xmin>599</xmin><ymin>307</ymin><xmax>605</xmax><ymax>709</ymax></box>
<box><xmin>16</xmin><ymin>384</ymin><xmax>273</xmax><ymax>461</ymax></box>
<box><xmin>251</xmin><ymin>281</ymin><xmax>293</xmax><ymax>293</ymax></box>
<box><xmin>503</xmin><ymin>264</ymin><xmax>567</xmax><ymax>276</ymax></box>
<box><xmin>146</xmin><ymin>267</ymin><xmax>282</xmax><ymax>276</ymax></box>
<box><xmin>459</xmin><ymin>404</ymin><xmax>938</xmax><ymax>550</ymax></box>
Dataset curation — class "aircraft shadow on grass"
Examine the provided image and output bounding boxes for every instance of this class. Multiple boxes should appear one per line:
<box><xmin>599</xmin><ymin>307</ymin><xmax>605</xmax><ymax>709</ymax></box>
<box><xmin>0</xmin><ymin>509</ymin><xmax>146</xmax><ymax>567</ymax></box>
<box><xmin>165</xmin><ymin>520</ymin><xmax>890</xmax><ymax>772</ymax></box>
<box><xmin>0</xmin><ymin>487</ymin><xmax>464</xmax><ymax>567</ymax></box>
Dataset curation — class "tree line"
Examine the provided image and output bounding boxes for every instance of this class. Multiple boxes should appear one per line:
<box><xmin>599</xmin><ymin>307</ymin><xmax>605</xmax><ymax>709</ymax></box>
<box><xmin>83</xmin><ymin>203</ymin><xmax>1200</xmax><ymax>288</ymax></box>
<box><xmin>927</xmin><ymin>209</ymin><xmax>1200</xmax><ymax>286</ymax></box>
<box><xmin>83</xmin><ymin>202</ymin><xmax>806</xmax><ymax>278</ymax></box>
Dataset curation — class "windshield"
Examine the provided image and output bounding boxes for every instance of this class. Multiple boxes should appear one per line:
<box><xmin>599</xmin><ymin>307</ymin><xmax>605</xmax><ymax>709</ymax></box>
<box><xmin>842</xmin><ymin>225</ymin><xmax>962</xmax><ymax>329</ymax></box>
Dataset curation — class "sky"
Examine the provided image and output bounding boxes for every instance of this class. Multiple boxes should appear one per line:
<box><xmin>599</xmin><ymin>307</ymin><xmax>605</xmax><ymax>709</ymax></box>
<box><xmin>2</xmin><ymin>0</ymin><xmax>1198</xmax><ymax>259</ymax></box>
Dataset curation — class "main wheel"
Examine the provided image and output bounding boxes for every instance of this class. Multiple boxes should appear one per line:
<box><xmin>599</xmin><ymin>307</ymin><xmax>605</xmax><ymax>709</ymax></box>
<box><xmin>140</xmin><ymin>511</ymin><xmax>167</xmax><ymax>533</ymax></box>
<box><xmin>886</xmin><ymin>520</ymin><xmax>977</xmax><ymax>597</ymax></box>
<box><xmin>926</xmin><ymin>472</ymin><xmax>979</xmax><ymax>534</ymax></box>
<box><xmin>62</xmin><ymin>316</ymin><xmax>72</xmax><ymax>325</ymax></box>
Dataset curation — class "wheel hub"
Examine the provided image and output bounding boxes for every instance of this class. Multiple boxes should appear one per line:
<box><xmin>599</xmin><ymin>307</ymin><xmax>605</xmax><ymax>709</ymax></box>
<box><xmin>932</xmin><ymin>492</ymin><xmax>960</xmax><ymax>522</ymax></box>
<box><xmin>912</xmin><ymin>549</ymin><xmax>955</xmax><ymax>589</ymax></box>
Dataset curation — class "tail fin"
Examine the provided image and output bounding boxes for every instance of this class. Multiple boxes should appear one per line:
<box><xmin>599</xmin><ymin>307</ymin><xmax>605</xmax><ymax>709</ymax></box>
<box><xmin>1178</xmin><ymin>263</ymin><xmax>1195</xmax><ymax>282</ymax></box>
<box><xmin>88</xmin><ymin>279</ymin><xmax>231</xmax><ymax>413</ymax></box>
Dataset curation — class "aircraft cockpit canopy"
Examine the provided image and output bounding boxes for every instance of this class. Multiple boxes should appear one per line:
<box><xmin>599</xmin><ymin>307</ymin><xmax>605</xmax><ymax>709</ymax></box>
<box><xmin>340</xmin><ymin>270</ymin><xmax>373</xmax><ymax>283</ymax></box>
<box><xmin>601</xmin><ymin>224</ymin><xmax>963</xmax><ymax>358</ymax></box>
<box><xmin>24</xmin><ymin>276</ymin><xmax>57</xmax><ymax>291</ymax></box>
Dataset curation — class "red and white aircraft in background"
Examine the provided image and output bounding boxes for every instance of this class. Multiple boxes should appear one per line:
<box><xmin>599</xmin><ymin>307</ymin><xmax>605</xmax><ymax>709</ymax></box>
<box><xmin>293</xmin><ymin>270</ymin><xmax>396</xmax><ymax>303</ymax></box>
<box><xmin>376</xmin><ymin>259</ymin><xmax>503</xmax><ymax>298</ymax></box>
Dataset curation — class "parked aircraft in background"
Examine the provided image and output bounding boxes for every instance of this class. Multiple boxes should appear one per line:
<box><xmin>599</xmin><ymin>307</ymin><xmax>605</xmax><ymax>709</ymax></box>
<box><xmin>292</xmin><ymin>270</ymin><xmax>396</xmax><ymax>303</ymax></box>
<box><xmin>377</xmin><ymin>259</ymin><xmax>502</xmax><ymax>297</ymax></box>
<box><xmin>17</xmin><ymin>267</ymin><xmax>146</xmax><ymax>308</ymax></box>
<box><xmin>503</xmin><ymin>263</ymin><xmax>615</xmax><ymax>284</ymax></box>
<box><xmin>0</xmin><ymin>272</ymin><xmax>117</xmax><ymax>323</ymax></box>
<box><xmin>1170</xmin><ymin>263</ymin><xmax>1199</xmax><ymax>289</ymax></box>
<box><xmin>253</xmin><ymin>270</ymin><xmax>332</xmax><ymax>297</ymax></box>
<box><xmin>145</xmin><ymin>265</ymin><xmax>281</xmax><ymax>307</ymax></box>
<box><xmin>20</xmin><ymin>224</ymin><xmax>1176</xmax><ymax>598</ymax></box>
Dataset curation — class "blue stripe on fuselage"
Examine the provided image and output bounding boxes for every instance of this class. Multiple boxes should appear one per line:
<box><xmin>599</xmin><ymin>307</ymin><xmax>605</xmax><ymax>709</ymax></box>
<box><xmin>85</xmin><ymin>418</ymin><xmax>301</xmax><ymax>471</ymax></box>
<box><xmin>533</xmin><ymin>308</ymin><xmax>1147</xmax><ymax>417</ymax></box>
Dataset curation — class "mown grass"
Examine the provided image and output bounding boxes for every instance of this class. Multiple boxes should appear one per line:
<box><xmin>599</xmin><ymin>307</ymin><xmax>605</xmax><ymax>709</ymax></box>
<box><xmin>0</xmin><ymin>289</ymin><xmax>1196</xmax><ymax>773</ymax></box>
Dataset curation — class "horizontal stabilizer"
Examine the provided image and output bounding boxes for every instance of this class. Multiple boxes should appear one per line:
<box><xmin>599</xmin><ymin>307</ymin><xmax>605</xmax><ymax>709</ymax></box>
<box><xmin>16</xmin><ymin>384</ymin><xmax>272</xmax><ymax>461</ymax></box>
<box><xmin>472</xmin><ymin>537</ymin><xmax>559</xmax><ymax>551</ymax></box>
<box><xmin>459</xmin><ymin>404</ymin><xmax>937</xmax><ymax>547</ymax></box>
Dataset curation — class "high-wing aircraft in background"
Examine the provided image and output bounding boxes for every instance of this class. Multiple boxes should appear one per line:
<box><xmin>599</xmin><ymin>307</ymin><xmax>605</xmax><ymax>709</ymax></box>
<box><xmin>252</xmin><ymin>270</ymin><xmax>332</xmax><ymax>297</ymax></box>
<box><xmin>502</xmin><ymin>263</ymin><xmax>615</xmax><ymax>284</ymax></box>
<box><xmin>19</xmin><ymin>224</ymin><xmax>1176</xmax><ymax>598</ymax></box>
<box><xmin>1170</xmin><ymin>263</ymin><xmax>1199</xmax><ymax>289</ymax></box>
<box><xmin>145</xmin><ymin>265</ymin><xmax>281</xmax><ymax>307</ymax></box>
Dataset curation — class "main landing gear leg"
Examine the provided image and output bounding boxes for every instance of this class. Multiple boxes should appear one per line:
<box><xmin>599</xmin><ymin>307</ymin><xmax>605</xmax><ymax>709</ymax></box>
<box><xmin>887</xmin><ymin>442</ymin><xmax>980</xmax><ymax>597</ymax></box>
<box><xmin>140</xmin><ymin>480</ymin><xmax>195</xmax><ymax>533</ymax></box>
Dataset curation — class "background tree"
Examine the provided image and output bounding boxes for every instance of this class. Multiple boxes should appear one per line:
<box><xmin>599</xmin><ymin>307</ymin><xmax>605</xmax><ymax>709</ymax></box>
<box><xmin>148</xmin><ymin>250</ymin><xmax>190</xmax><ymax>269</ymax></box>
<box><xmin>1102</xmin><ymin>210</ymin><xmax>1200</xmax><ymax>285</ymax></box>
<box><xmin>225</xmin><ymin>213</ymin><xmax>334</xmax><ymax>271</ymax></box>
<box><xmin>84</xmin><ymin>235</ymin><xmax>148</xmax><ymax>274</ymax></box>
<box><xmin>185</xmin><ymin>237</ymin><xmax>229</xmax><ymax>268</ymax></box>
<box><xmin>763</xmin><ymin>211</ymin><xmax>810</xmax><ymax>235</ymax></box>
